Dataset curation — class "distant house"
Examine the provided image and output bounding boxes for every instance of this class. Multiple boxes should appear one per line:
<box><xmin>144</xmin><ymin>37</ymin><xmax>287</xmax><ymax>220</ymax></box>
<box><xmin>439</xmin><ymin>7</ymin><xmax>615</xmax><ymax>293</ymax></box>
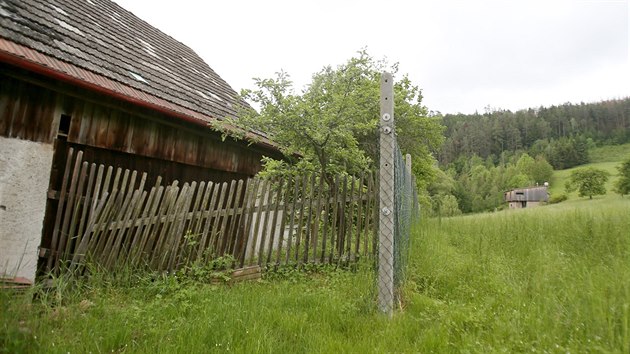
<box><xmin>504</xmin><ymin>186</ymin><xmax>549</xmax><ymax>209</ymax></box>
<box><xmin>0</xmin><ymin>0</ymin><xmax>283</xmax><ymax>283</ymax></box>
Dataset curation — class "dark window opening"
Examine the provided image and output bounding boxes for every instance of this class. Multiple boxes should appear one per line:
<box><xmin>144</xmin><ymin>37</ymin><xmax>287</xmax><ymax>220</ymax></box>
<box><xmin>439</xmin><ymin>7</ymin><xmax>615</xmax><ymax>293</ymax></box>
<box><xmin>58</xmin><ymin>114</ymin><xmax>71</xmax><ymax>137</ymax></box>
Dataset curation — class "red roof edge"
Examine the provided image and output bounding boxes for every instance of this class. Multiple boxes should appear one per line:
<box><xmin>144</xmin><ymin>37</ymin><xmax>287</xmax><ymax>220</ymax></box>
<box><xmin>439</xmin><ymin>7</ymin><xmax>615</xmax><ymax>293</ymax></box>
<box><xmin>0</xmin><ymin>38</ymin><xmax>280</xmax><ymax>153</ymax></box>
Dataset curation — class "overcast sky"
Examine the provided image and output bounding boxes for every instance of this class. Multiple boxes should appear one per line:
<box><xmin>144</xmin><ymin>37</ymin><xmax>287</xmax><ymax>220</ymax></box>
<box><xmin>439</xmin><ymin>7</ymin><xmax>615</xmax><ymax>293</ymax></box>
<box><xmin>115</xmin><ymin>0</ymin><xmax>629</xmax><ymax>115</ymax></box>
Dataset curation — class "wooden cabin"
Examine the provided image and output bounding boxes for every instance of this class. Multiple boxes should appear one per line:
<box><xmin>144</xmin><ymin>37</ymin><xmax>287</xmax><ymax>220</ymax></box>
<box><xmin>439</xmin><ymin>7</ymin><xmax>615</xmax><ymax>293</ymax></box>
<box><xmin>504</xmin><ymin>186</ymin><xmax>549</xmax><ymax>209</ymax></box>
<box><xmin>0</xmin><ymin>0</ymin><xmax>282</xmax><ymax>283</ymax></box>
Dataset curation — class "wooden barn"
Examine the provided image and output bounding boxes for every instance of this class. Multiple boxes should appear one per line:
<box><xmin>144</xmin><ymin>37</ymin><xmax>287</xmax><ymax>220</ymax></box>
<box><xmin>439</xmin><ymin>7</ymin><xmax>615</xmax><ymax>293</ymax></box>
<box><xmin>504</xmin><ymin>186</ymin><xmax>549</xmax><ymax>209</ymax></box>
<box><xmin>0</xmin><ymin>0</ymin><xmax>282</xmax><ymax>283</ymax></box>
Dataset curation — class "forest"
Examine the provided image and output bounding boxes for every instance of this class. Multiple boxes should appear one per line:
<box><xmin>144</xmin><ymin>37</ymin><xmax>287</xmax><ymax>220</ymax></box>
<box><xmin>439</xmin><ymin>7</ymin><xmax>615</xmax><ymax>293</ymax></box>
<box><xmin>439</xmin><ymin>98</ymin><xmax>630</xmax><ymax>166</ymax></box>
<box><xmin>431</xmin><ymin>98</ymin><xmax>630</xmax><ymax>215</ymax></box>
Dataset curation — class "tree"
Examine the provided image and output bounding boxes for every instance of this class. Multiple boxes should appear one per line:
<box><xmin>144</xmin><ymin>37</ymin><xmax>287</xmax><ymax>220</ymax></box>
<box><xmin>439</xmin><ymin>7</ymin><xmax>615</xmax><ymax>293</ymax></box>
<box><xmin>529</xmin><ymin>155</ymin><xmax>554</xmax><ymax>185</ymax></box>
<box><xmin>515</xmin><ymin>153</ymin><xmax>535</xmax><ymax>176</ymax></box>
<box><xmin>565</xmin><ymin>167</ymin><xmax>610</xmax><ymax>199</ymax></box>
<box><xmin>431</xmin><ymin>194</ymin><xmax>461</xmax><ymax>217</ymax></box>
<box><xmin>232</xmin><ymin>50</ymin><xmax>444</xmax><ymax>189</ymax></box>
<box><xmin>613</xmin><ymin>157</ymin><xmax>630</xmax><ymax>197</ymax></box>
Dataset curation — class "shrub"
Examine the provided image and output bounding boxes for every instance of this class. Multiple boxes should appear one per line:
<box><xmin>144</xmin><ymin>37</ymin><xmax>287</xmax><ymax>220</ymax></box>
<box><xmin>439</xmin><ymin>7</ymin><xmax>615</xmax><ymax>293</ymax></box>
<box><xmin>549</xmin><ymin>194</ymin><xmax>568</xmax><ymax>204</ymax></box>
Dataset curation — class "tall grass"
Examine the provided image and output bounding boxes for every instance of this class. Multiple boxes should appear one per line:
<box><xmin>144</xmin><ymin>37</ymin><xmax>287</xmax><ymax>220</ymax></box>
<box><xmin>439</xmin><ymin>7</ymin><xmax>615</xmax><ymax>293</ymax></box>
<box><xmin>410</xmin><ymin>199</ymin><xmax>630</xmax><ymax>352</ymax></box>
<box><xmin>2</xmin><ymin>199</ymin><xmax>629</xmax><ymax>353</ymax></box>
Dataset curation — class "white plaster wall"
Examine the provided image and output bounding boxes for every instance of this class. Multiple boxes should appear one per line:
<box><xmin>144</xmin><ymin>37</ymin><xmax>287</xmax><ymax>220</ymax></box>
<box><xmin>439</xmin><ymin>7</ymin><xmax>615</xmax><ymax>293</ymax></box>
<box><xmin>0</xmin><ymin>136</ymin><xmax>53</xmax><ymax>282</ymax></box>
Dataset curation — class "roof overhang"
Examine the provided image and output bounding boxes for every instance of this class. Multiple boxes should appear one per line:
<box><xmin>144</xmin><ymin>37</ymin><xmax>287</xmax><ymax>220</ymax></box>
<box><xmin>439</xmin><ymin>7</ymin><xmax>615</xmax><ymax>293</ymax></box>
<box><xmin>0</xmin><ymin>37</ymin><xmax>280</xmax><ymax>153</ymax></box>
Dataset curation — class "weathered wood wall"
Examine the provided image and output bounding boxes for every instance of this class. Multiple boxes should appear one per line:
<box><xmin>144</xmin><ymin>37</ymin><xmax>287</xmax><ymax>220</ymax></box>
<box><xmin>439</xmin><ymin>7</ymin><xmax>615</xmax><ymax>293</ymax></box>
<box><xmin>0</xmin><ymin>72</ymin><xmax>59</xmax><ymax>143</ymax></box>
<box><xmin>1</xmin><ymin>66</ymin><xmax>283</xmax><ymax>277</ymax></box>
<box><xmin>1</xmin><ymin>68</ymin><xmax>281</xmax><ymax>176</ymax></box>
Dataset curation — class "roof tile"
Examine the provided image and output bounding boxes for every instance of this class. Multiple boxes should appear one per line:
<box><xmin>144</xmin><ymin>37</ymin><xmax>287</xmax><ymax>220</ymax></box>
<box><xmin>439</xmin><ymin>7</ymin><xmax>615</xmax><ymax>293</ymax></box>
<box><xmin>0</xmin><ymin>0</ymin><xmax>255</xmax><ymax>133</ymax></box>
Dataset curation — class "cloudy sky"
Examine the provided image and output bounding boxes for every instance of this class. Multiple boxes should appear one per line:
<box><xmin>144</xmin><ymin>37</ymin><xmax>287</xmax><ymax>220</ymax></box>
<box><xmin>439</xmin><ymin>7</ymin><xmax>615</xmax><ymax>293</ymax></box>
<box><xmin>115</xmin><ymin>0</ymin><xmax>629</xmax><ymax>115</ymax></box>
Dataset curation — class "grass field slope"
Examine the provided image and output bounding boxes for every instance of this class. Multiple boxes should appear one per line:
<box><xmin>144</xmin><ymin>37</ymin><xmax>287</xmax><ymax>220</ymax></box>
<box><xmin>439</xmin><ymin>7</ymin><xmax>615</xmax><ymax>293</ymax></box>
<box><xmin>549</xmin><ymin>143</ymin><xmax>630</xmax><ymax>199</ymax></box>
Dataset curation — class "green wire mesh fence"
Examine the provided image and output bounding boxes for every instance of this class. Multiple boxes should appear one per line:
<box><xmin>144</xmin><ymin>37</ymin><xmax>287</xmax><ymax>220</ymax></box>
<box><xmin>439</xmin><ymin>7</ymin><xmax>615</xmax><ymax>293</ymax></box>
<box><xmin>393</xmin><ymin>145</ymin><xmax>418</xmax><ymax>290</ymax></box>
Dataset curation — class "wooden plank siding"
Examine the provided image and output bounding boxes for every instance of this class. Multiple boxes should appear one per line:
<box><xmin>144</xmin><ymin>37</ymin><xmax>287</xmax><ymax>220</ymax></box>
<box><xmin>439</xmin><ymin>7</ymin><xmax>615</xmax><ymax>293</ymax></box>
<box><xmin>0</xmin><ymin>68</ymin><xmax>282</xmax><ymax>172</ymax></box>
<box><xmin>1</xmin><ymin>68</ymin><xmax>284</xmax><ymax>277</ymax></box>
<box><xmin>0</xmin><ymin>70</ymin><xmax>281</xmax><ymax>188</ymax></box>
<box><xmin>0</xmin><ymin>74</ymin><xmax>57</xmax><ymax>143</ymax></box>
<box><xmin>65</xmin><ymin>97</ymin><xmax>267</xmax><ymax>176</ymax></box>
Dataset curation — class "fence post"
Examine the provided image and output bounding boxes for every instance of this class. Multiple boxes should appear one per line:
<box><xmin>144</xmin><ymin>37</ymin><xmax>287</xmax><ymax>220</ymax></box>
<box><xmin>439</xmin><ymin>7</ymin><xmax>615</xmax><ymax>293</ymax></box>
<box><xmin>378</xmin><ymin>72</ymin><xmax>395</xmax><ymax>316</ymax></box>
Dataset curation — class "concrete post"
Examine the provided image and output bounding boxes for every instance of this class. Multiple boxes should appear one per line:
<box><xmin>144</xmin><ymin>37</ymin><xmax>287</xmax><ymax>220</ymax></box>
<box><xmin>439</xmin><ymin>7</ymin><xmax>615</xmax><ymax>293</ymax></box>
<box><xmin>378</xmin><ymin>72</ymin><xmax>395</xmax><ymax>315</ymax></box>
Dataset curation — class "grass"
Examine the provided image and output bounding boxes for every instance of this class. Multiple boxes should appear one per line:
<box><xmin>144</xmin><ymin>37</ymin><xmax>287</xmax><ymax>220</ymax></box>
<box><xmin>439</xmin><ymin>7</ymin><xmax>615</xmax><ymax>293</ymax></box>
<box><xmin>3</xmin><ymin>200</ymin><xmax>630</xmax><ymax>352</ymax></box>
<box><xmin>549</xmin><ymin>143</ymin><xmax>630</xmax><ymax>199</ymax></box>
<box><xmin>414</xmin><ymin>198</ymin><xmax>630</xmax><ymax>352</ymax></box>
<box><xmin>589</xmin><ymin>143</ymin><xmax>630</xmax><ymax>163</ymax></box>
<box><xmin>549</xmin><ymin>161</ymin><xmax>620</xmax><ymax>198</ymax></box>
<box><xmin>4</xmin><ymin>197</ymin><xmax>630</xmax><ymax>353</ymax></box>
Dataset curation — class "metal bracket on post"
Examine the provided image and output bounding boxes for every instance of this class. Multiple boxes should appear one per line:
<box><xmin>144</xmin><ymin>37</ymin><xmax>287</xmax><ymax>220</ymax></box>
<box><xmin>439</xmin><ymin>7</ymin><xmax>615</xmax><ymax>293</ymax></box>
<box><xmin>378</xmin><ymin>72</ymin><xmax>395</xmax><ymax>316</ymax></box>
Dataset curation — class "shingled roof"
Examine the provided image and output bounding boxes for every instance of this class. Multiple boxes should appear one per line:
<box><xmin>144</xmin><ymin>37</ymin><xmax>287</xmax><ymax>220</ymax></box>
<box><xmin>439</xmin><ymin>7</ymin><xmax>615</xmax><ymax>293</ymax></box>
<box><xmin>0</xmin><ymin>0</ymin><xmax>271</xmax><ymax>146</ymax></box>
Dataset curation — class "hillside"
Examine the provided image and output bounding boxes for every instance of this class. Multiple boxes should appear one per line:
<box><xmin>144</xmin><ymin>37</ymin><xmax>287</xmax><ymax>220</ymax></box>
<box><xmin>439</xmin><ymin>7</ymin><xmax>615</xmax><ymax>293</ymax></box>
<box><xmin>549</xmin><ymin>143</ymin><xmax>630</xmax><ymax>199</ymax></box>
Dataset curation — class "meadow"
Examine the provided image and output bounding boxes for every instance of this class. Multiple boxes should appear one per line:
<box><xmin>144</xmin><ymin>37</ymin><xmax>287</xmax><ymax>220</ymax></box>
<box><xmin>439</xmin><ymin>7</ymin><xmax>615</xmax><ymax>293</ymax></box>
<box><xmin>3</xmin><ymin>195</ymin><xmax>629</xmax><ymax>353</ymax></box>
<box><xmin>548</xmin><ymin>143</ymin><xmax>630</xmax><ymax>198</ymax></box>
<box><xmin>2</xmin><ymin>144</ymin><xmax>630</xmax><ymax>353</ymax></box>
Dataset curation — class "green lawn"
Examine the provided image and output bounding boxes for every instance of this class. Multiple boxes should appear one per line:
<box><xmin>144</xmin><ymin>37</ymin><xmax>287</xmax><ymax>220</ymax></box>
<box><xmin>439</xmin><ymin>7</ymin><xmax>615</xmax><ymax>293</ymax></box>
<box><xmin>3</xmin><ymin>197</ymin><xmax>630</xmax><ymax>353</ymax></box>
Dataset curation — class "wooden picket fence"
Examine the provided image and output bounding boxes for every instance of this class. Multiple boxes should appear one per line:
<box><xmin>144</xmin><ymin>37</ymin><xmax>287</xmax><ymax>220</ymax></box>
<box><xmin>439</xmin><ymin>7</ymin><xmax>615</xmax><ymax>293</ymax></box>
<box><xmin>44</xmin><ymin>148</ymin><xmax>378</xmax><ymax>275</ymax></box>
